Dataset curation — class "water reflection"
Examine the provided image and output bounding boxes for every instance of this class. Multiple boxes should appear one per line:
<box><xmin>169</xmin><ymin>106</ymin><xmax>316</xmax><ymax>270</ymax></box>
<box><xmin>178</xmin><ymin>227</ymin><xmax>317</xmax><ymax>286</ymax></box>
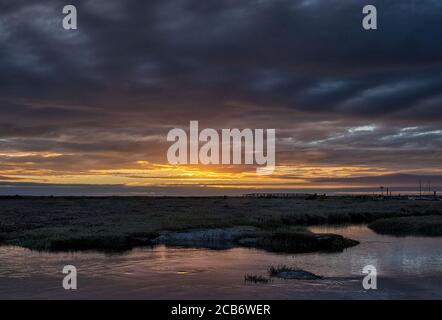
<box><xmin>0</xmin><ymin>225</ymin><xmax>441</xmax><ymax>299</ymax></box>
<box><xmin>309</xmin><ymin>225</ymin><xmax>442</xmax><ymax>276</ymax></box>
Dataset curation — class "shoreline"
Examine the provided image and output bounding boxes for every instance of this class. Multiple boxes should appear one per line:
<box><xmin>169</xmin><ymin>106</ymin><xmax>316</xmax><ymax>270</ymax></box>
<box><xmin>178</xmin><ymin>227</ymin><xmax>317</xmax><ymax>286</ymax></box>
<box><xmin>0</xmin><ymin>196</ymin><xmax>440</xmax><ymax>252</ymax></box>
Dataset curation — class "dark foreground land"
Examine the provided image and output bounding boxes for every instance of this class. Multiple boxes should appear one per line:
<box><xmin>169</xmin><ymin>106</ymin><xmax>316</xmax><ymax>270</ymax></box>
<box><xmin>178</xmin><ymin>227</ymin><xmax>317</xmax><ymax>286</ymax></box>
<box><xmin>0</xmin><ymin>196</ymin><xmax>441</xmax><ymax>252</ymax></box>
<box><xmin>369</xmin><ymin>215</ymin><xmax>442</xmax><ymax>236</ymax></box>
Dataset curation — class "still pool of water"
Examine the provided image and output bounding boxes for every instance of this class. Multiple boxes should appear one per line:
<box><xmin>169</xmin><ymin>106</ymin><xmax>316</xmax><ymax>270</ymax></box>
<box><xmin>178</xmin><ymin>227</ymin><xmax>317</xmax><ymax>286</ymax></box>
<box><xmin>0</xmin><ymin>225</ymin><xmax>441</xmax><ymax>299</ymax></box>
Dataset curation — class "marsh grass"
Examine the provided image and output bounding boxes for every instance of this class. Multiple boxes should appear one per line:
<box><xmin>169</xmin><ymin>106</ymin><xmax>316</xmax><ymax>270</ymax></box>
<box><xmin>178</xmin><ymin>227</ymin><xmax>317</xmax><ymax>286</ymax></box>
<box><xmin>244</xmin><ymin>274</ymin><xmax>271</xmax><ymax>284</ymax></box>
<box><xmin>268</xmin><ymin>265</ymin><xmax>323</xmax><ymax>280</ymax></box>
<box><xmin>254</xmin><ymin>230</ymin><xmax>359</xmax><ymax>253</ymax></box>
<box><xmin>268</xmin><ymin>265</ymin><xmax>298</xmax><ymax>276</ymax></box>
<box><xmin>369</xmin><ymin>215</ymin><xmax>442</xmax><ymax>236</ymax></box>
<box><xmin>0</xmin><ymin>196</ymin><xmax>440</xmax><ymax>250</ymax></box>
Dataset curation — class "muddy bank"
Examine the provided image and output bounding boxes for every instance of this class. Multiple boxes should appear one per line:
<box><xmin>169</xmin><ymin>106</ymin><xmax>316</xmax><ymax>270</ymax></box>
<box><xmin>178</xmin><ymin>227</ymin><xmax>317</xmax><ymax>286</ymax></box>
<box><xmin>152</xmin><ymin>227</ymin><xmax>256</xmax><ymax>249</ymax></box>
<box><xmin>152</xmin><ymin>227</ymin><xmax>359</xmax><ymax>253</ymax></box>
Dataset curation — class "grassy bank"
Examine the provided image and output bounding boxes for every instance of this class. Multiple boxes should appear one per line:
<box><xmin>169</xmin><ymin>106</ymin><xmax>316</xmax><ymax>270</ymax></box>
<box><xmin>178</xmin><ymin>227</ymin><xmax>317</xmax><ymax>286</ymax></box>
<box><xmin>368</xmin><ymin>215</ymin><xmax>442</xmax><ymax>236</ymax></box>
<box><xmin>0</xmin><ymin>196</ymin><xmax>440</xmax><ymax>251</ymax></box>
<box><xmin>268</xmin><ymin>265</ymin><xmax>323</xmax><ymax>280</ymax></box>
<box><xmin>252</xmin><ymin>230</ymin><xmax>359</xmax><ymax>253</ymax></box>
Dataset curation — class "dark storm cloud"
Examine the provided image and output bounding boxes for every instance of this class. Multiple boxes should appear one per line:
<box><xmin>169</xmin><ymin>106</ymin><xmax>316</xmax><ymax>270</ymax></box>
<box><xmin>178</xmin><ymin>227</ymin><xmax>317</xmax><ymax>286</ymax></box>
<box><xmin>1</xmin><ymin>0</ymin><xmax>441</xmax><ymax>115</ymax></box>
<box><xmin>0</xmin><ymin>0</ymin><xmax>441</xmax><ymax>189</ymax></box>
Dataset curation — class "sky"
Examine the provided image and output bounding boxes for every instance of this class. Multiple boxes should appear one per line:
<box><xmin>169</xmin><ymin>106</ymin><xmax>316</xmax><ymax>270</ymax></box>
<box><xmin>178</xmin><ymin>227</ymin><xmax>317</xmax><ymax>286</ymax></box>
<box><xmin>0</xmin><ymin>0</ymin><xmax>441</xmax><ymax>196</ymax></box>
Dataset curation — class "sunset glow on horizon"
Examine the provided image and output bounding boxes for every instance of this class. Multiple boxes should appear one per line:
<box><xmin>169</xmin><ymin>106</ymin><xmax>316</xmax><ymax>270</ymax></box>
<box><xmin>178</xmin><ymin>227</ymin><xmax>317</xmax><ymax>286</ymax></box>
<box><xmin>0</xmin><ymin>1</ymin><xmax>441</xmax><ymax>195</ymax></box>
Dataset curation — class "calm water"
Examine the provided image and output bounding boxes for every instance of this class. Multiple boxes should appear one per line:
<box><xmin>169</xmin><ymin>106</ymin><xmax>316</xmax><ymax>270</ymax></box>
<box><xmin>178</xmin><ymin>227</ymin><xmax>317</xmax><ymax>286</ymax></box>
<box><xmin>0</xmin><ymin>225</ymin><xmax>441</xmax><ymax>299</ymax></box>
